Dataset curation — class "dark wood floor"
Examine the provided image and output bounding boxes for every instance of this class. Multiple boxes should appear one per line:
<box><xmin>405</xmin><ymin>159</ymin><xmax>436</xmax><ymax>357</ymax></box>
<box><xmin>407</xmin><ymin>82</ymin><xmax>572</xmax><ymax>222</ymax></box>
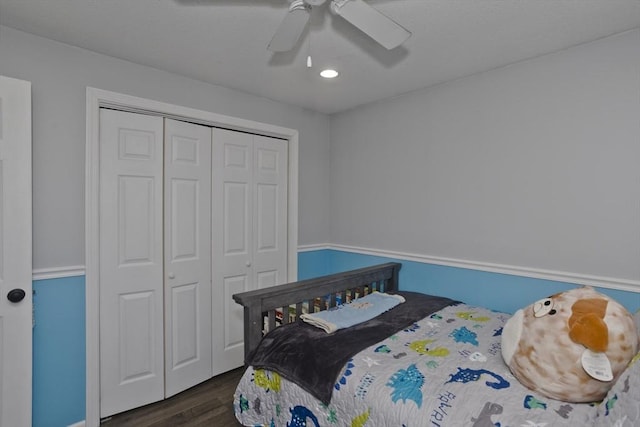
<box><xmin>101</xmin><ymin>368</ymin><xmax>245</xmax><ymax>427</ymax></box>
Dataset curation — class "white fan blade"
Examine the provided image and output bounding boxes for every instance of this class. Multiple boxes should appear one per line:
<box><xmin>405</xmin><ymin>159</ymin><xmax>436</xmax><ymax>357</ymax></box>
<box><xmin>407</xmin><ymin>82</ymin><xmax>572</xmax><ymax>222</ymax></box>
<box><xmin>331</xmin><ymin>0</ymin><xmax>411</xmax><ymax>50</ymax></box>
<box><xmin>268</xmin><ymin>4</ymin><xmax>312</xmax><ymax>52</ymax></box>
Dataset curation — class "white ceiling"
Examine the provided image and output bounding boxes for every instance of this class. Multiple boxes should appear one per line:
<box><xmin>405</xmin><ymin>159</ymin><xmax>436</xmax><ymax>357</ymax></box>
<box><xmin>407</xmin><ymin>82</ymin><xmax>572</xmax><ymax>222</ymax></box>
<box><xmin>1</xmin><ymin>0</ymin><xmax>639</xmax><ymax>114</ymax></box>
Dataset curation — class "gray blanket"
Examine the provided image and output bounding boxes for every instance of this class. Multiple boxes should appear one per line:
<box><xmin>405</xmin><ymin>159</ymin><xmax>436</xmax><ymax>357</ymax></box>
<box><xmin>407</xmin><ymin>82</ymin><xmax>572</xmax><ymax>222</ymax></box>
<box><xmin>247</xmin><ymin>291</ymin><xmax>459</xmax><ymax>404</ymax></box>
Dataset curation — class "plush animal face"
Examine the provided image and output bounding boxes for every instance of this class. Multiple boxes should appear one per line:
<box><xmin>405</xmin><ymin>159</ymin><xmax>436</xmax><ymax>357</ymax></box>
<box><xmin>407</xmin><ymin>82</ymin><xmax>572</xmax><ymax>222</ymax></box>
<box><xmin>502</xmin><ymin>287</ymin><xmax>639</xmax><ymax>403</ymax></box>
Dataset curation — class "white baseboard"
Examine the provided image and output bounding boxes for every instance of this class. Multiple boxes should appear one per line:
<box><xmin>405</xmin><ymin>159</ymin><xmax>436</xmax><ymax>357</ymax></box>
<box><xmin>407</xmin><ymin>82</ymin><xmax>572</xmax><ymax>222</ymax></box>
<box><xmin>67</xmin><ymin>421</ymin><xmax>86</xmax><ymax>427</ymax></box>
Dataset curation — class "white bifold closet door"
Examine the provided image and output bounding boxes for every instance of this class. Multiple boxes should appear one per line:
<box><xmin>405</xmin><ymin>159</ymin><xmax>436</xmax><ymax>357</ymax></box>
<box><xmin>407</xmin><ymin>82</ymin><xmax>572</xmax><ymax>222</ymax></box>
<box><xmin>99</xmin><ymin>110</ymin><xmax>212</xmax><ymax>417</ymax></box>
<box><xmin>163</xmin><ymin>118</ymin><xmax>212</xmax><ymax>398</ymax></box>
<box><xmin>211</xmin><ymin>128</ymin><xmax>288</xmax><ymax>375</ymax></box>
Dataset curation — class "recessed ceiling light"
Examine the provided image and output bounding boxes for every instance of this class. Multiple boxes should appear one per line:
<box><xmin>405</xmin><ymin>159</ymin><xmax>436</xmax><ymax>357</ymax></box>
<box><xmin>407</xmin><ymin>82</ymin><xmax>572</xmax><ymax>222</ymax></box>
<box><xmin>320</xmin><ymin>69</ymin><xmax>339</xmax><ymax>79</ymax></box>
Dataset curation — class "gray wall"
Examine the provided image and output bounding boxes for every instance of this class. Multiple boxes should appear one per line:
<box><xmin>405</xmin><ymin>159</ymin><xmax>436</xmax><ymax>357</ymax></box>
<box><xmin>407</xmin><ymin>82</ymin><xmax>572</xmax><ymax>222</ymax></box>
<box><xmin>1</xmin><ymin>24</ymin><xmax>638</xmax><ymax>283</ymax></box>
<box><xmin>329</xmin><ymin>29</ymin><xmax>640</xmax><ymax>283</ymax></box>
<box><xmin>0</xmin><ymin>25</ymin><xmax>331</xmax><ymax>270</ymax></box>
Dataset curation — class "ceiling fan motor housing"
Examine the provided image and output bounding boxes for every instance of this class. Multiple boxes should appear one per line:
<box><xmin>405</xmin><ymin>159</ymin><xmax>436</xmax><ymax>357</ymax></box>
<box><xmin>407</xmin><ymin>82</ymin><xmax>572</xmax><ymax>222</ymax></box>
<box><xmin>304</xmin><ymin>0</ymin><xmax>328</xmax><ymax>6</ymax></box>
<box><xmin>273</xmin><ymin>0</ymin><xmax>410</xmax><ymax>52</ymax></box>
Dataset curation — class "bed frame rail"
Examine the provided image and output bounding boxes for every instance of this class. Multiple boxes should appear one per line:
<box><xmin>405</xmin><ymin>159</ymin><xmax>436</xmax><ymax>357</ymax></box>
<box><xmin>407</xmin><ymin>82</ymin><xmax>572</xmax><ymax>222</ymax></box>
<box><xmin>232</xmin><ymin>262</ymin><xmax>402</xmax><ymax>363</ymax></box>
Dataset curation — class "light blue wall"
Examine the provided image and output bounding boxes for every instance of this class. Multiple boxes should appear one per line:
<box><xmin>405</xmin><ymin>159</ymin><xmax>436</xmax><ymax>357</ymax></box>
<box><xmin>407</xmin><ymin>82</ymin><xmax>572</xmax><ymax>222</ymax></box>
<box><xmin>32</xmin><ymin>276</ymin><xmax>85</xmax><ymax>427</ymax></box>
<box><xmin>298</xmin><ymin>249</ymin><xmax>332</xmax><ymax>280</ymax></box>
<box><xmin>324</xmin><ymin>250</ymin><xmax>640</xmax><ymax>315</ymax></box>
<box><xmin>30</xmin><ymin>250</ymin><xmax>639</xmax><ymax>425</ymax></box>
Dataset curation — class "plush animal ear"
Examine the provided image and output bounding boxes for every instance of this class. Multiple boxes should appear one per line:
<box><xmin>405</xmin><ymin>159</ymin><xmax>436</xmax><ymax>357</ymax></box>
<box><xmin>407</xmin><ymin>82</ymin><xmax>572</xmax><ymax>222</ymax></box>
<box><xmin>568</xmin><ymin>299</ymin><xmax>609</xmax><ymax>353</ymax></box>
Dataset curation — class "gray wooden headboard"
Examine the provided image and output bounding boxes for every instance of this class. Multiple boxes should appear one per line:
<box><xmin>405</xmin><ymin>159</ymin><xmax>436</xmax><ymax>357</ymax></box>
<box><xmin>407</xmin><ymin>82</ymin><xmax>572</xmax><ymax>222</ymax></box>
<box><xmin>232</xmin><ymin>262</ymin><xmax>402</xmax><ymax>363</ymax></box>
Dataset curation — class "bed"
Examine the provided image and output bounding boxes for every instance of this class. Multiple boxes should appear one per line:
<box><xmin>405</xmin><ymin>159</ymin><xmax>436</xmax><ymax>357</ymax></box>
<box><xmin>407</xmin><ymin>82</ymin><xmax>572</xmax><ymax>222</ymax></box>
<box><xmin>232</xmin><ymin>263</ymin><xmax>640</xmax><ymax>427</ymax></box>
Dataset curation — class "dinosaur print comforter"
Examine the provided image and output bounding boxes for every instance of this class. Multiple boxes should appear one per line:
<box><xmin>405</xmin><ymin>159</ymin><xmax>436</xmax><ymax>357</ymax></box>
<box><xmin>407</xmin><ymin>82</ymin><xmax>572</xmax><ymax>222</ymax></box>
<box><xmin>234</xmin><ymin>302</ymin><xmax>638</xmax><ymax>427</ymax></box>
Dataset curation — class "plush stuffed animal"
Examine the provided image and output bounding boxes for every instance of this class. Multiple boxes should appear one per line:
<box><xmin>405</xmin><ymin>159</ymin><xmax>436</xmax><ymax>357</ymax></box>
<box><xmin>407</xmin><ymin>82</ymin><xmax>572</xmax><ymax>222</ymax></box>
<box><xmin>501</xmin><ymin>287</ymin><xmax>639</xmax><ymax>403</ymax></box>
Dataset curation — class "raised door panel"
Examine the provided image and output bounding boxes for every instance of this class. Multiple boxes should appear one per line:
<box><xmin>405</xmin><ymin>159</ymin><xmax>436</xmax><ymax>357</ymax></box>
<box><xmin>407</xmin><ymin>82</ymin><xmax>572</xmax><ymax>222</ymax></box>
<box><xmin>224</xmin><ymin>182</ymin><xmax>249</xmax><ymax>256</ymax></box>
<box><xmin>164</xmin><ymin>119</ymin><xmax>212</xmax><ymax>397</ymax></box>
<box><xmin>118</xmin><ymin>292</ymin><xmax>158</xmax><ymax>383</ymax></box>
<box><xmin>222</xmin><ymin>275</ymin><xmax>247</xmax><ymax>353</ymax></box>
<box><xmin>170</xmin><ymin>284</ymin><xmax>199</xmax><ymax>367</ymax></box>
<box><xmin>118</xmin><ymin>176</ymin><xmax>157</xmax><ymax>264</ymax></box>
<box><xmin>99</xmin><ymin>109</ymin><xmax>164</xmax><ymax>417</ymax></box>
<box><xmin>256</xmin><ymin>183</ymin><xmax>278</xmax><ymax>252</ymax></box>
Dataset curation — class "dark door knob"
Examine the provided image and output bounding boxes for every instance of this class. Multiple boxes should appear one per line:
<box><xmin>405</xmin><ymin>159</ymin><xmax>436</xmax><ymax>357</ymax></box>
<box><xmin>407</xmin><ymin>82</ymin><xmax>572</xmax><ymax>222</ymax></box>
<box><xmin>7</xmin><ymin>288</ymin><xmax>26</xmax><ymax>303</ymax></box>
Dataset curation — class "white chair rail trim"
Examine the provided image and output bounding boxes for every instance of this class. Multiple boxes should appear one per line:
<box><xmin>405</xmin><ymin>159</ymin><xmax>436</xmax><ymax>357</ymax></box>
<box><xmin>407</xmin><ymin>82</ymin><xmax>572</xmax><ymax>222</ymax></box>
<box><xmin>302</xmin><ymin>243</ymin><xmax>640</xmax><ymax>294</ymax></box>
<box><xmin>30</xmin><ymin>246</ymin><xmax>640</xmax><ymax>293</ymax></box>
<box><xmin>33</xmin><ymin>266</ymin><xmax>86</xmax><ymax>281</ymax></box>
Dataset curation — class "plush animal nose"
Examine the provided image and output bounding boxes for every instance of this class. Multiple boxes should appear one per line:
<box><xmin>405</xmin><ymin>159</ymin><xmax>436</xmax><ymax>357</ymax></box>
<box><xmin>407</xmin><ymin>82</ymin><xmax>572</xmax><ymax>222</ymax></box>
<box><xmin>533</xmin><ymin>298</ymin><xmax>555</xmax><ymax>317</ymax></box>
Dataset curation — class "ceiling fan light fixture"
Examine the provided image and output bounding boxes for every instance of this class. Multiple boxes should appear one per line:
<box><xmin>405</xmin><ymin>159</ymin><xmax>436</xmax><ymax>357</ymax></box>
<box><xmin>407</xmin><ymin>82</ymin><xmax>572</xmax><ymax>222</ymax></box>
<box><xmin>320</xmin><ymin>69</ymin><xmax>339</xmax><ymax>79</ymax></box>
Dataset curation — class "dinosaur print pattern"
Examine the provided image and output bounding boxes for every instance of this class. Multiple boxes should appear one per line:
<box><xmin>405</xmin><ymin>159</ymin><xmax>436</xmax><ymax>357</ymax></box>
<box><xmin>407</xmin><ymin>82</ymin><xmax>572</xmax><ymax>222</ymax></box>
<box><xmin>555</xmin><ymin>404</ymin><xmax>573</xmax><ymax>419</ymax></box>
<box><xmin>524</xmin><ymin>394</ymin><xmax>547</xmax><ymax>410</ymax></box>
<box><xmin>334</xmin><ymin>360</ymin><xmax>355</xmax><ymax>391</ymax></box>
<box><xmin>449</xmin><ymin>326</ymin><xmax>479</xmax><ymax>345</ymax></box>
<box><xmin>446</xmin><ymin>367</ymin><xmax>510</xmax><ymax>389</ymax></box>
<box><xmin>350</xmin><ymin>408</ymin><xmax>371</xmax><ymax>427</ymax></box>
<box><xmin>287</xmin><ymin>405</ymin><xmax>320</xmax><ymax>427</ymax></box>
<box><xmin>238</xmin><ymin>394</ymin><xmax>249</xmax><ymax>413</ymax></box>
<box><xmin>386</xmin><ymin>363</ymin><xmax>425</xmax><ymax>408</ymax></box>
<box><xmin>604</xmin><ymin>395</ymin><xmax>618</xmax><ymax>416</ymax></box>
<box><xmin>234</xmin><ymin>302</ymin><xmax>628</xmax><ymax>427</ymax></box>
<box><xmin>471</xmin><ymin>402</ymin><xmax>503</xmax><ymax>427</ymax></box>
<box><xmin>456</xmin><ymin>311</ymin><xmax>491</xmax><ymax>322</ymax></box>
<box><xmin>404</xmin><ymin>323</ymin><xmax>420</xmax><ymax>333</ymax></box>
<box><xmin>407</xmin><ymin>339</ymin><xmax>450</xmax><ymax>357</ymax></box>
<box><xmin>253</xmin><ymin>369</ymin><xmax>281</xmax><ymax>392</ymax></box>
<box><xmin>374</xmin><ymin>344</ymin><xmax>391</xmax><ymax>353</ymax></box>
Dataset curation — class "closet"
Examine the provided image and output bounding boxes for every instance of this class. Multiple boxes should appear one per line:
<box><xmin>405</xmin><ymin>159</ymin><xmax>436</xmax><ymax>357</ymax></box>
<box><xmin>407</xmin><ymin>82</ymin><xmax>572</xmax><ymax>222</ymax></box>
<box><xmin>98</xmin><ymin>109</ymin><xmax>288</xmax><ymax>417</ymax></box>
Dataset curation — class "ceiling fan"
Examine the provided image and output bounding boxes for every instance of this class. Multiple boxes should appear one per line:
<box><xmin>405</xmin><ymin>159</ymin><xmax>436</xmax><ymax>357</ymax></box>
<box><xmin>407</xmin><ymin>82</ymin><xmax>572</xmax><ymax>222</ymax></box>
<box><xmin>268</xmin><ymin>0</ymin><xmax>411</xmax><ymax>52</ymax></box>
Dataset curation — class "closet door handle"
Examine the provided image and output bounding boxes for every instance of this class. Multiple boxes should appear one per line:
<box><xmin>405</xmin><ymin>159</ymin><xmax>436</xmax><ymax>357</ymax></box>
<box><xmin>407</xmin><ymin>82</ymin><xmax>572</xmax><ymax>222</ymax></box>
<box><xmin>168</xmin><ymin>272</ymin><xmax>176</xmax><ymax>279</ymax></box>
<box><xmin>245</xmin><ymin>261</ymin><xmax>251</xmax><ymax>268</ymax></box>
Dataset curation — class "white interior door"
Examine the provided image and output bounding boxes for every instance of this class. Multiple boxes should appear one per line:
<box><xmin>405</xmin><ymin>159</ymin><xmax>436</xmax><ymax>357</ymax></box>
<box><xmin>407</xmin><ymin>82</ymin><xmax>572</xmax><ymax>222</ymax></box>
<box><xmin>0</xmin><ymin>75</ymin><xmax>32</xmax><ymax>427</ymax></box>
<box><xmin>163</xmin><ymin>119</ymin><xmax>212</xmax><ymax>397</ymax></box>
<box><xmin>211</xmin><ymin>129</ymin><xmax>288</xmax><ymax>375</ymax></box>
<box><xmin>99</xmin><ymin>109</ymin><xmax>165</xmax><ymax>417</ymax></box>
